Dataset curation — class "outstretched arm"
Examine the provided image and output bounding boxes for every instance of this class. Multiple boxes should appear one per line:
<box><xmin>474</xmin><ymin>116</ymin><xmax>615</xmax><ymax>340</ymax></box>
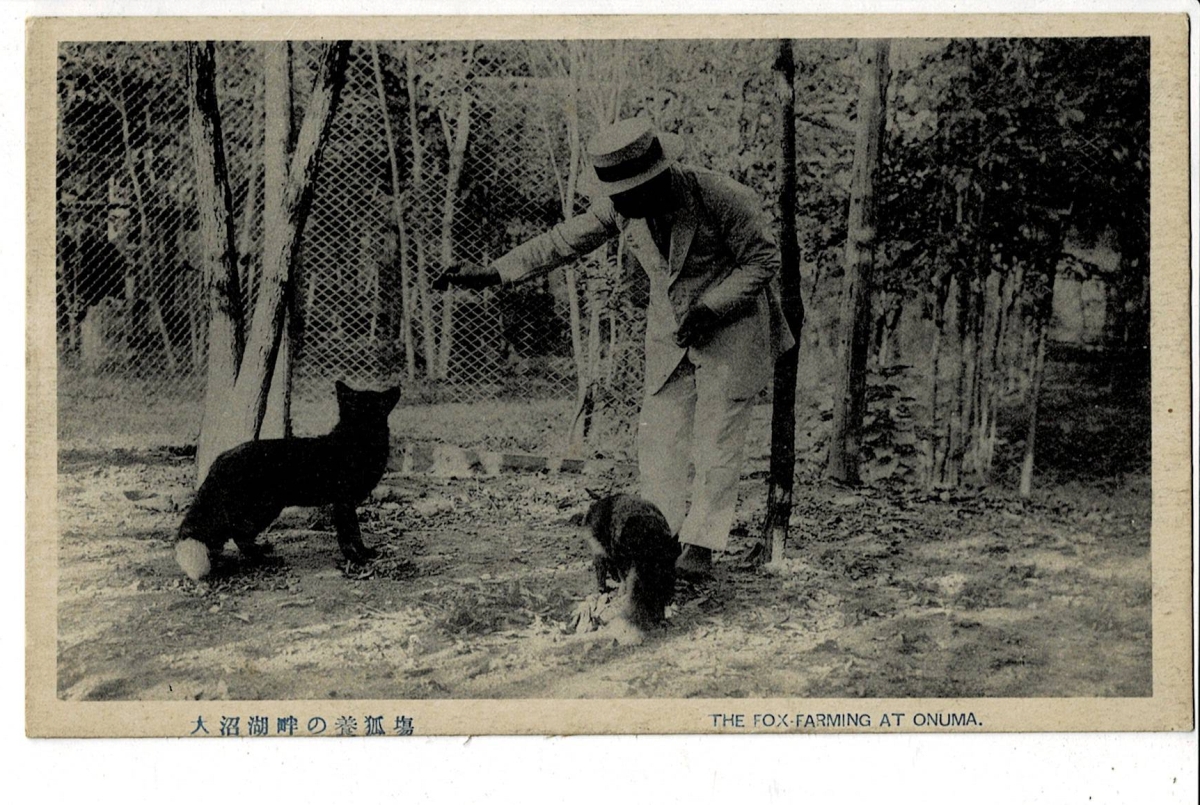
<box><xmin>435</xmin><ymin>200</ymin><xmax>620</xmax><ymax>290</ymax></box>
<box><xmin>492</xmin><ymin>200</ymin><xmax>620</xmax><ymax>284</ymax></box>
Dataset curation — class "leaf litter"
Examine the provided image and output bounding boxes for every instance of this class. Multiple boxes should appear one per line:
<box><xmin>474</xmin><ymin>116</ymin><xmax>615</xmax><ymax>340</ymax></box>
<box><xmin>56</xmin><ymin>454</ymin><xmax>1150</xmax><ymax>700</ymax></box>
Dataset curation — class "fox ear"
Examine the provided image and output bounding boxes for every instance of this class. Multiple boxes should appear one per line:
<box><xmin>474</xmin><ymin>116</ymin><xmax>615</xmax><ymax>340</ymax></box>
<box><xmin>335</xmin><ymin>380</ymin><xmax>355</xmax><ymax>409</ymax></box>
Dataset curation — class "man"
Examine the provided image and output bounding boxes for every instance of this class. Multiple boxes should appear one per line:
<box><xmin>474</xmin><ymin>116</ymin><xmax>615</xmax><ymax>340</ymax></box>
<box><xmin>437</xmin><ymin>117</ymin><xmax>794</xmax><ymax>579</ymax></box>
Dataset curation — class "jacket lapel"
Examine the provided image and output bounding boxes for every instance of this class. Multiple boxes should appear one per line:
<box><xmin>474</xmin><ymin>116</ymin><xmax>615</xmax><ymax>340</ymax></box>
<box><xmin>626</xmin><ymin>218</ymin><xmax>667</xmax><ymax>274</ymax></box>
<box><xmin>667</xmin><ymin>200</ymin><xmax>697</xmax><ymax>283</ymax></box>
<box><xmin>620</xmin><ymin>170</ymin><xmax>698</xmax><ymax>283</ymax></box>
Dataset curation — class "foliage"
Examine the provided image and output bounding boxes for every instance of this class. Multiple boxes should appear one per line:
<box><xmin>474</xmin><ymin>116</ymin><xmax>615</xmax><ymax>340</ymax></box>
<box><xmin>860</xmin><ymin>366</ymin><xmax>923</xmax><ymax>484</ymax></box>
<box><xmin>869</xmin><ymin>38</ymin><xmax>1149</xmax><ymax>488</ymax></box>
<box><xmin>790</xmin><ymin>41</ymin><xmax>858</xmax><ymax>291</ymax></box>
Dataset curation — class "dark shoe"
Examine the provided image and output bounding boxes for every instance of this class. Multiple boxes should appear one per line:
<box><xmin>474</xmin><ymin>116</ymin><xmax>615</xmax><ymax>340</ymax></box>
<box><xmin>675</xmin><ymin>544</ymin><xmax>713</xmax><ymax>580</ymax></box>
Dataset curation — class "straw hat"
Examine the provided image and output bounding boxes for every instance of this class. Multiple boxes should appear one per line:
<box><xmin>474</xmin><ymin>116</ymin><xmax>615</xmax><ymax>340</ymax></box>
<box><xmin>587</xmin><ymin>117</ymin><xmax>684</xmax><ymax>196</ymax></box>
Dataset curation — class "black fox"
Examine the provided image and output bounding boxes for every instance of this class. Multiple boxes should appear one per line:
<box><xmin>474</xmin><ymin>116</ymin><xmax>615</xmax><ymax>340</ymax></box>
<box><xmin>175</xmin><ymin>381</ymin><xmax>401</xmax><ymax>581</ymax></box>
<box><xmin>582</xmin><ymin>491</ymin><xmax>681</xmax><ymax>630</ymax></box>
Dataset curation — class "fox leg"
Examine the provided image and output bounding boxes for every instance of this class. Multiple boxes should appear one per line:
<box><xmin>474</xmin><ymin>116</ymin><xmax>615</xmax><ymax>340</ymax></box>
<box><xmin>333</xmin><ymin>501</ymin><xmax>377</xmax><ymax>563</ymax></box>
<box><xmin>593</xmin><ymin>556</ymin><xmax>618</xmax><ymax>593</ymax></box>
<box><xmin>234</xmin><ymin>533</ymin><xmax>275</xmax><ymax>563</ymax></box>
<box><xmin>230</xmin><ymin>502</ymin><xmax>282</xmax><ymax>564</ymax></box>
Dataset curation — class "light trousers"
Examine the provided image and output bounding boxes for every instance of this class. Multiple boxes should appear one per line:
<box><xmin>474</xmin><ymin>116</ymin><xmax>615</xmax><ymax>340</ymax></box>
<box><xmin>636</xmin><ymin>357</ymin><xmax>755</xmax><ymax>552</ymax></box>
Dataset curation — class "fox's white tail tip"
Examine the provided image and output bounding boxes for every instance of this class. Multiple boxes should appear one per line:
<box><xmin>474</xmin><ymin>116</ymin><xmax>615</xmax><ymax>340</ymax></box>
<box><xmin>175</xmin><ymin>538</ymin><xmax>211</xmax><ymax>581</ymax></box>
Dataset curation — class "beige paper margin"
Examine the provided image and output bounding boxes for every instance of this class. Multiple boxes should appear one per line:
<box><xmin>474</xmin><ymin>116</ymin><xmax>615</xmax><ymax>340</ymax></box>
<box><xmin>26</xmin><ymin>13</ymin><xmax>1193</xmax><ymax>737</ymax></box>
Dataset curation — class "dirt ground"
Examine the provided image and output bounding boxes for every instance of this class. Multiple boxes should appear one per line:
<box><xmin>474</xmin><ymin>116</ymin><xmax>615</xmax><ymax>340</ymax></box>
<box><xmin>56</xmin><ymin>442</ymin><xmax>1151</xmax><ymax>701</ymax></box>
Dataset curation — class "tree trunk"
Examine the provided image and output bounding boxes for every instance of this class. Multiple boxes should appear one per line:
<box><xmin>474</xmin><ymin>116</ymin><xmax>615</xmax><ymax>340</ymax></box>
<box><xmin>435</xmin><ymin>45</ymin><xmax>475</xmax><ymax>381</ymax></box>
<box><xmin>371</xmin><ymin>42</ymin><xmax>416</xmax><ymax>385</ymax></box>
<box><xmin>236</xmin><ymin>154</ymin><xmax>261</xmax><ymax>317</ymax></box>
<box><xmin>873</xmin><ymin>291</ymin><xmax>902</xmax><ymax>368</ymax></box>
<box><xmin>927</xmin><ymin>306</ymin><xmax>942</xmax><ymax>488</ymax></box>
<box><xmin>405</xmin><ymin>46</ymin><xmax>437</xmax><ymax>378</ymax></box>
<box><xmin>756</xmin><ymin>39</ymin><xmax>803</xmax><ymax>566</ymax></box>
<box><xmin>977</xmin><ymin>269</ymin><xmax>1006</xmax><ymax>477</ymax></box>
<box><xmin>828</xmin><ymin>39</ymin><xmax>889</xmax><ymax>485</ymax></box>
<box><xmin>234</xmin><ymin>40</ymin><xmax>348</xmax><ymax>434</ymax></box>
<box><xmin>196</xmin><ymin>41</ymin><xmax>350</xmax><ymax>480</ymax></box>
<box><xmin>139</xmin><ymin>117</ymin><xmax>185</xmax><ymax>376</ymax></box>
<box><xmin>235</xmin><ymin>73</ymin><xmax>264</xmax><ymax>316</ymax></box>
<box><xmin>260</xmin><ymin>42</ymin><xmax>296</xmax><ymax>440</ymax></box>
<box><xmin>1002</xmin><ymin>261</ymin><xmax>1027</xmax><ymax>396</ymax></box>
<box><xmin>585</xmin><ymin>285</ymin><xmax>602</xmax><ymax>421</ymax></box>
<box><xmin>944</xmin><ymin>273</ymin><xmax>973</xmax><ymax>489</ymax></box>
<box><xmin>545</xmin><ymin>42</ymin><xmax>598</xmax><ymax>454</ymax></box>
<box><xmin>179</xmin><ymin>229</ymin><xmax>206</xmax><ymax>373</ymax></box>
<box><xmin>564</xmin><ymin>44</ymin><xmax>588</xmax><ymax>402</ymax></box>
<box><xmin>564</xmin><ymin>282</ymin><xmax>586</xmax><ymax>429</ymax></box>
<box><xmin>188</xmin><ymin>41</ymin><xmax>245</xmax><ymax>483</ymax></box>
<box><xmin>1108</xmin><ymin>242</ymin><xmax>1150</xmax><ymax>397</ymax></box>
<box><xmin>1020</xmin><ymin>299</ymin><xmax>1049</xmax><ymax>499</ymax></box>
<box><xmin>963</xmin><ymin>271</ymin><xmax>984</xmax><ymax>482</ymax></box>
<box><xmin>604</xmin><ymin>233</ymin><xmax>627</xmax><ymax>387</ymax></box>
<box><xmin>1018</xmin><ymin>219</ymin><xmax>1062</xmax><ymax>498</ymax></box>
<box><xmin>927</xmin><ymin>273</ymin><xmax>951</xmax><ymax>488</ymax></box>
<box><xmin>562</xmin><ymin>264</ymin><xmax>593</xmax><ymax>451</ymax></box>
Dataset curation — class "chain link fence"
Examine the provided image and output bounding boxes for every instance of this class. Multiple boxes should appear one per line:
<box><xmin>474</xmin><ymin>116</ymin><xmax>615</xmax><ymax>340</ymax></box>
<box><xmin>56</xmin><ymin>39</ymin><xmax>783</xmax><ymax>457</ymax></box>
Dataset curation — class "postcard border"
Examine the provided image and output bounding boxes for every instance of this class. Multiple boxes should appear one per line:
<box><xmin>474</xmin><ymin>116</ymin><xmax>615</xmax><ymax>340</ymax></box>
<box><xmin>26</xmin><ymin>12</ymin><xmax>1194</xmax><ymax>737</ymax></box>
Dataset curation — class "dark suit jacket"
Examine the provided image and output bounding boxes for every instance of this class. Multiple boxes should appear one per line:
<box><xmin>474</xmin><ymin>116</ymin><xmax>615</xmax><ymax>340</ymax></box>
<box><xmin>492</xmin><ymin>165</ymin><xmax>795</xmax><ymax>398</ymax></box>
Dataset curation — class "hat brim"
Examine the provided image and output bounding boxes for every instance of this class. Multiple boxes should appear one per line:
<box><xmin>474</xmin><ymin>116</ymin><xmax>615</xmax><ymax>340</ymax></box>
<box><xmin>585</xmin><ymin>132</ymin><xmax>684</xmax><ymax>197</ymax></box>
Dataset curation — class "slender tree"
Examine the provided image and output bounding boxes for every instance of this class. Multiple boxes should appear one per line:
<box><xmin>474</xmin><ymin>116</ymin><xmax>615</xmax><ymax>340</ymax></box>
<box><xmin>370</xmin><ymin>42</ymin><xmax>417</xmax><ymax>384</ymax></box>
<box><xmin>1019</xmin><ymin>212</ymin><xmax>1064</xmax><ymax>498</ymax></box>
<box><xmin>401</xmin><ymin>45</ymin><xmax>439</xmax><ymax>378</ymax></box>
<box><xmin>260</xmin><ymin>42</ymin><xmax>297</xmax><ymax>439</ymax></box>
<box><xmin>434</xmin><ymin>42</ymin><xmax>477</xmax><ymax>380</ymax></box>
<box><xmin>828</xmin><ymin>39</ymin><xmax>890</xmax><ymax>485</ymax></box>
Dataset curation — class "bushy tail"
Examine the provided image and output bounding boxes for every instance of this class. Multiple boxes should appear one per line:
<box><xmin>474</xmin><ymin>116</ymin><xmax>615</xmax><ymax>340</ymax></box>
<box><xmin>626</xmin><ymin>554</ymin><xmax>677</xmax><ymax>629</ymax></box>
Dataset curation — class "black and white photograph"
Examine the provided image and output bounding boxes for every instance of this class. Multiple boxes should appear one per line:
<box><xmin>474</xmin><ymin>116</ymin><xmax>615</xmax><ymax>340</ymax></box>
<box><xmin>25</xmin><ymin>12</ymin><xmax>1192</xmax><ymax>737</ymax></box>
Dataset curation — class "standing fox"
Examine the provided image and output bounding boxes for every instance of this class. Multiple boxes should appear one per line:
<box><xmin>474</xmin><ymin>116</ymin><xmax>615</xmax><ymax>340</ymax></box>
<box><xmin>175</xmin><ymin>381</ymin><xmax>401</xmax><ymax>581</ymax></box>
<box><xmin>582</xmin><ymin>491</ymin><xmax>681</xmax><ymax>630</ymax></box>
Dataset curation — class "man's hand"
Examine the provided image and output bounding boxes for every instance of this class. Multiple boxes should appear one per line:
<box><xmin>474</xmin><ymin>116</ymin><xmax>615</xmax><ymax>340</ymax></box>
<box><xmin>432</xmin><ymin>262</ymin><xmax>502</xmax><ymax>291</ymax></box>
<box><xmin>674</xmin><ymin>304</ymin><xmax>720</xmax><ymax>348</ymax></box>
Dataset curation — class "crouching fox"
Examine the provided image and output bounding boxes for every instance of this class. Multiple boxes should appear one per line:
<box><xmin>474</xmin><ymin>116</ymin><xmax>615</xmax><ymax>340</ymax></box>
<box><xmin>582</xmin><ymin>491</ymin><xmax>681</xmax><ymax>630</ymax></box>
<box><xmin>175</xmin><ymin>381</ymin><xmax>401</xmax><ymax>581</ymax></box>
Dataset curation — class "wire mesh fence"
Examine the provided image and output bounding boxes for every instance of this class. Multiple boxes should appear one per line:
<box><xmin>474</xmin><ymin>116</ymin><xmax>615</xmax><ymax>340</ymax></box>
<box><xmin>56</xmin><ymin>39</ymin><xmax>784</xmax><ymax>457</ymax></box>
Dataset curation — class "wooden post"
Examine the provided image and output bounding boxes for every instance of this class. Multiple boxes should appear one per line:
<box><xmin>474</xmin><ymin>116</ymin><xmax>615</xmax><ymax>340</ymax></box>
<box><xmin>756</xmin><ymin>38</ymin><xmax>803</xmax><ymax>566</ymax></box>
